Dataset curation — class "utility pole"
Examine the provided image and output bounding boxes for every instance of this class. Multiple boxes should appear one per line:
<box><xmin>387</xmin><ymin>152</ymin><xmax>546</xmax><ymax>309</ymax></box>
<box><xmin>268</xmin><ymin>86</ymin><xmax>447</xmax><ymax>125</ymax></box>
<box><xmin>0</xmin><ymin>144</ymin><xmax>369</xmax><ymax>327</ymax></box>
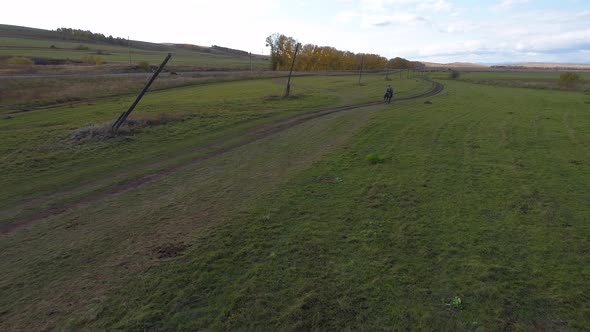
<box><xmin>358</xmin><ymin>55</ymin><xmax>364</xmax><ymax>85</ymax></box>
<box><xmin>112</xmin><ymin>53</ymin><xmax>172</xmax><ymax>132</ymax></box>
<box><xmin>285</xmin><ymin>43</ymin><xmax>301</xmax><ymax>97</ymax></box>
<box><xmin>128</xmin><ymin>36</ymin><xmax>131</xmax><ymax>65</ymax></box>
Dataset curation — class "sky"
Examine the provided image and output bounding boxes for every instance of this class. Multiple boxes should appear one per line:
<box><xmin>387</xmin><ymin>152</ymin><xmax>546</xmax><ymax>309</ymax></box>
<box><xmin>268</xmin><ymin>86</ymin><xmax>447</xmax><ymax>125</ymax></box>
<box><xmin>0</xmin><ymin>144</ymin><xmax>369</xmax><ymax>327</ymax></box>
<box><xmin>2</xmin><ymin>0</ymin><xmax>590</xmax><ymax>64</ymax></box>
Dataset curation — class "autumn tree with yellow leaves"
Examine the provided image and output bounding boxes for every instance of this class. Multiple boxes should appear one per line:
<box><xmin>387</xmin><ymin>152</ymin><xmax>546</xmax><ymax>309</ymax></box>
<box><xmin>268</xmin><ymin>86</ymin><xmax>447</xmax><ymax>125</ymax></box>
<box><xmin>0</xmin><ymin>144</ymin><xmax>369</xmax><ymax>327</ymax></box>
<box><xmin>266</xmin><ymin>33</ymin><xmax>409</xmax><ymax>72</ymax></box>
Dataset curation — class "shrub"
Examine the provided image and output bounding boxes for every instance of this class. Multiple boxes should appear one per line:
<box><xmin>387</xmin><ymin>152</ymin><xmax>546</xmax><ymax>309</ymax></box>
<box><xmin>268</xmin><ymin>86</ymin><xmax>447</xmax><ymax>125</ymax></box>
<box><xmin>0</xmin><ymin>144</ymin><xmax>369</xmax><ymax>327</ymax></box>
<box><xmin>559</xmin><ymin>72</ymin><xmax>580</xmax><ymax>86</ymax></box>
<box><xmin>81</xmin><ymin>55</ymin><xmax>104</xmax><ymax>65</ymax></box>
<box><xmin>365</xmin><ymin>153</ymin><xmax>385</xmax><ymax>164</ymax></box>
<box><xmin>75</xmin><ymin>44</ymin><xmax>89</xmax><ymax>50</ymax></box>
<box><xmin>7</xmin><ymin>56</ymin><xmax>34</xmax><ymax>65</ymax></box>
<box><xmin>450</xmin><ymin>70</ymin><xmax>460</xmax><ymax>79</ymax></box>
<box><xmin>138</xmin><ymin>61</ymin><xmax>150</xmax><ymax>71</ymax></box>
<box><xmin>447</xmin><ymin>296</ymin><xmax>464</xmax><ymax>310</ymax></box>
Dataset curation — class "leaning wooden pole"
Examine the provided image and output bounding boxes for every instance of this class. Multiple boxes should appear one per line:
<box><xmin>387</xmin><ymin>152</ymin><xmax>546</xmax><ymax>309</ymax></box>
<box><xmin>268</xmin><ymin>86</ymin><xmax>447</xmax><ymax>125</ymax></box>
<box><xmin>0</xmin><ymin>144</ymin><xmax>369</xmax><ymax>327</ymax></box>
<box><xmin>285</xmin><ymin>43</ymin><xmax>301</xmax><ymax>97</ymax></box>
<box><xmin>358</xmin><ymin>55</ymin><xmax>364</xmax><ymax>85</ymax></box>
<box><xmin>112</xmin><ymin>53</ymin><xmax>172</xmax><ymax>132</ymax></box>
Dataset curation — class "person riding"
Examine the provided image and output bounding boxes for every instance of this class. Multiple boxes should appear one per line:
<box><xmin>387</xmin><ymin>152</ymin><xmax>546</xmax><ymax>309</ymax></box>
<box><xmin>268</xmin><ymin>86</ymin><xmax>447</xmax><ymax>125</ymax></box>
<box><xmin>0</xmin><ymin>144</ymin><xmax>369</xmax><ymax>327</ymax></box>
<box><xmin>384</xmin><ymin>85</ymin><xmax>394</xmax><ymax>103</ymax></box>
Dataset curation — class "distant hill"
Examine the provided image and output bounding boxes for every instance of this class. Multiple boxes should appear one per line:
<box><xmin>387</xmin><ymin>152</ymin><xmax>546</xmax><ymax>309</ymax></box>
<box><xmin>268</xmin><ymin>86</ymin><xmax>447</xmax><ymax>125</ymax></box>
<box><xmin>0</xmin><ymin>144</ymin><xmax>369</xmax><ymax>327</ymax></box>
<box><xmin>0</xmin><ymin>24</ymin><xmax>268</xmax><ymax>69</ymax></box>
<box><xmin>492</xmin><ymin>62</ymin><xmax>590</xmax><ymax>70</ymax></box>
<box><xmin>422</xmin><ymin>62</ymin><xmax>490</xmax><ymax>69</ymax></box>
<box><xmin>422</xmin><ymin>61</ymin><xmax>590</xmax><ymax>71</ymax></box>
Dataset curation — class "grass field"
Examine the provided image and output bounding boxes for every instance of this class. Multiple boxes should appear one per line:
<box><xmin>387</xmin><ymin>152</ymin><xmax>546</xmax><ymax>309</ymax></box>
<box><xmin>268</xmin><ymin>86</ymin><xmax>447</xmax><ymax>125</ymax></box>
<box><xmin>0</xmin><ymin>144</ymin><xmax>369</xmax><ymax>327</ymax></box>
<box><xmin>0</xmin><ymin>25</ymin><xmax>269</xmax><ymax>70</ymax></box>
<box><xmin>1</xmin><ymin>71</ymin><xmax>590</xmax><ymax>330</ymax></box>
<box><xmin>434</xmin><ymin>71</ymin><xmax>590</xmax><ymax>92</ymax></box>
<box><xmin>0</xmin><ymin>74</ymin><xmax>428</xmax><ymax>231</ymax></box>
<box><xmin>0</xmin><ymin>71</ymin><xmax>290</xmax><ymax>111</ymax></box>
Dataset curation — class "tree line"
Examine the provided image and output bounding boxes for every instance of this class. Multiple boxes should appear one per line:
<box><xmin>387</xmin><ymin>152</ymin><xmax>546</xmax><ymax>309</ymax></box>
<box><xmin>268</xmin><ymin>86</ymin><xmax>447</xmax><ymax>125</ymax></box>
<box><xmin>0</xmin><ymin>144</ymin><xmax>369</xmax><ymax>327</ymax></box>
<box><xmin>55</xmin><ymin>28</ymin><xmax>129</xmax><ymax>46</ymax></box>
<box><xmin>265</xmin><ymin>33</ymin><xmax>424</xmax><ymax>71</ymax></box>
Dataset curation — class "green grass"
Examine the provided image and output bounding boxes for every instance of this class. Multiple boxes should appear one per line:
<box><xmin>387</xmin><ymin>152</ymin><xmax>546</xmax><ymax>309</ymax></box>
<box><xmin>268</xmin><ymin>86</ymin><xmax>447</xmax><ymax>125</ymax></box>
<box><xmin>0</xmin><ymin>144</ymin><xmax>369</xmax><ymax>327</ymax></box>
<box><xmin>0</xmin><ymin>71</ymin><xmax>289</xmax><ymax>111</ymax></box>
<box><xmin>432</xmin><ymin>70</ymin><xmax>590</xmax><ymax>92</ymax></box>
<box><xmin>0</xmin><ymin>35</ymin><xmax>268</xmax><ymax>68</ymax></box>
<box><xmin>0</xmin><ymin>74</ymin><xmax>427</xmax><ymax>227</ymax></box>
<box><xmin>76</xmin><ymin>80</ymin><xmax>589</xmax><ymax>331</ymax></box>
<box><xmin>2</xmin><ymin>75</ymin><xmax>589</xmax><ymax>330</ymax></box>
<box><xmin>459</xmin><ymin>71</ymin><xmax>590</xmax><ymax>80</ymax></box>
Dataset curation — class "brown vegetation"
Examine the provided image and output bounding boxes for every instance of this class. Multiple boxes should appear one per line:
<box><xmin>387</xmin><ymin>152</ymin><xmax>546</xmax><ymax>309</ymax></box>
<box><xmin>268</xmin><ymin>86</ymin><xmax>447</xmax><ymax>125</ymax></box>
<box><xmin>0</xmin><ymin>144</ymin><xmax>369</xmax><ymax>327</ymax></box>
<box><xmin>70</xmin><ymin>113</ymin><xmax>191</xmax><ymax>141</ymax></box>
<box><xmin>559</xmin><ymin>72</ymin><xmax>581</xmax><ymax>86</ymax></box>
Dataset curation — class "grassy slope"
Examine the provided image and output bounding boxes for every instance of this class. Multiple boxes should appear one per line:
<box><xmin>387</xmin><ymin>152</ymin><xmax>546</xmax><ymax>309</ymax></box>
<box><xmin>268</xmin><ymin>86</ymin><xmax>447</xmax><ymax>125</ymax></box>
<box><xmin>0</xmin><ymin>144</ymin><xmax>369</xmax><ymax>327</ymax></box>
<box><xmin>0</xmin><ymin>72</ymin><xmax>289</xmax><ymax>111</ymax></box>
<box><xmin>0</xmin><ymin>25</ymin><xmax>268</xmax><ymax>68</ymax></box>
<box><xmin>0</xmin><ymin>74</ymin><xmax>430</xmax><ymax>330</ymax></box>
<box><xmin>85</xmin><ymin>81</ymin><xmax>588</xmax><ymax>330</ymax></box>
<box><xmin>459</xmin><ymin>71</ymin><xmax>590</xmax><ymax>80</ymax></box>
<box><xmin>2</xmin><ymin>77</ymin><xmax>589</xmax><ymax>330</ymax></box>
<box><xmin>0</xmin><ymin>74</ymin><xmax>427</xmax><ymax>225</ymax></box>
<box><xmin>442</xmin><ymin>71</ymin><xmax>590</xmax><ymax>92</ymax></box>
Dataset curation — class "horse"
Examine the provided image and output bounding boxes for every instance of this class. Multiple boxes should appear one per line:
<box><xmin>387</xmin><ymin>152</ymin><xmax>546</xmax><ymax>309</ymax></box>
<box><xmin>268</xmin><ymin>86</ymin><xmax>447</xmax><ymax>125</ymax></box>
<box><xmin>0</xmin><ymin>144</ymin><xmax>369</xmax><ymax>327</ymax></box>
<box><xmin>384</xmin><ymin>91</ymin><xmax>392</xmax><ymax>103</ymax></box>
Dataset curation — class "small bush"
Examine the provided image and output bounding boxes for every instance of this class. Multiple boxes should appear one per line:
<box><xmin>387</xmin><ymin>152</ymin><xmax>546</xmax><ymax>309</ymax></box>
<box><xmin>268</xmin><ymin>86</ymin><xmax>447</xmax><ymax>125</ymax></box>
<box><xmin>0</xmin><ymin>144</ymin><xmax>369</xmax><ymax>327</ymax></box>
<box><xmin>450</xmin><ymin>70</ymin><xmax>460</xmax><ymax>79</ymax></box>
<box><xmin>447</xmin><ymin>296</ymin><xmax>464</xmax><ymax>310</ymax></box>
<box><xmin>7</xmin><ymin>56</ymin><xmax>34</xmax><ymax>65</ymax></box>
<box><xmin>559</xmin><ymin>72</ymin><xmax>580</xmax><ymax>86</ymax></box>
<box><xmin>365</xmin><ymin>153</ymin><xmax>385</xmax><ymax>164</ymax></box>
<box><xmin>75</xmin><ymin>44</ymin><xmax>89</xmax><ymax>50</ymax></box>
<box><xmin>138</xmin><ymin>61</ymin><xmax>150</xmax><ymax>72</ymax></box>
<box><xmin>81</xmin><ymin>55</ymin><xmax>104</xmax><ymax>65</ymax></box>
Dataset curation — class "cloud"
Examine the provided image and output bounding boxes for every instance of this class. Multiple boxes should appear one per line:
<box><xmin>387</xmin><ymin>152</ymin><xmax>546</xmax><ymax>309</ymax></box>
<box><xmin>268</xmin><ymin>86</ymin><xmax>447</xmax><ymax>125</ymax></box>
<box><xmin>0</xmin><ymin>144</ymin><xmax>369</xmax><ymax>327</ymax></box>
<box><xmin>359</xmin><ymin>0</ymin><xmax>453</xmax><ymax>12</ymax></box>
<box><xmin>364</xmin><ymin>13</ymin><xmax>428</xmax><ymax>26</ymax></box>
<box><xmin>493</xmin><ymin>0</ymin><xmax>530</xmax><ymax>11</ymax></box>
<box><xmin>335</xmin><ymin>10</ymin><xmax>360</xmax><ymax>23</ymax></box>
<box><xmin>418</xmin><ymin>0</ymin><xmax>451</xmax><ymax>11</ymax></box>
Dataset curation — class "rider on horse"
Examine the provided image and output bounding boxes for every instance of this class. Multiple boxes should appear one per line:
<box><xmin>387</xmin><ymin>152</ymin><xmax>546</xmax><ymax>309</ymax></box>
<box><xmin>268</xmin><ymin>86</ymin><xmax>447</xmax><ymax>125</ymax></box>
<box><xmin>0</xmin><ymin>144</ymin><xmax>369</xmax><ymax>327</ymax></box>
<box><xmin>384</xmin><ymin>85</ymin><xmax>394</xmax><ymax>103</ymax></box>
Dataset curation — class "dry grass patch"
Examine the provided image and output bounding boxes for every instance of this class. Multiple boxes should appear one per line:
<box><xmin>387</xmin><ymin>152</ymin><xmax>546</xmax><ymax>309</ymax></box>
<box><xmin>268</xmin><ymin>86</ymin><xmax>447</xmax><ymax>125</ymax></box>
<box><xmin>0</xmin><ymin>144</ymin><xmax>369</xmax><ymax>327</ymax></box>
<box><xmin>70</xmin><ymin>113</ymin><xmax>191</xmax><ymax>141</ymax></box>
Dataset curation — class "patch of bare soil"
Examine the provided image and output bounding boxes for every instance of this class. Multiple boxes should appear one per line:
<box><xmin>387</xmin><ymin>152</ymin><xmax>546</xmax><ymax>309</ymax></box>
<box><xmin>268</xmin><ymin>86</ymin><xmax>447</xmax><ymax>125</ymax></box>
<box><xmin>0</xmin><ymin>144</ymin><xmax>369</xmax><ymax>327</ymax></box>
<box><xmin>153</xmin><ymin>242</ymin><xmax>188</xmax><ymax>259</ymax></box>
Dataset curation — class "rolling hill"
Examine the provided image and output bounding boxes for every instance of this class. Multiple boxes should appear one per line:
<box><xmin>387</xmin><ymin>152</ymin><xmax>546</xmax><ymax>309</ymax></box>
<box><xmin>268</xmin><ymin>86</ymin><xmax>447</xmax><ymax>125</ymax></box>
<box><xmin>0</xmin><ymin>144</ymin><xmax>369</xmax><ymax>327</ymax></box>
<box><xmin>0</xmin><ymin>24</ymin><xmax>269</xmax><ymax>70</ymax></box>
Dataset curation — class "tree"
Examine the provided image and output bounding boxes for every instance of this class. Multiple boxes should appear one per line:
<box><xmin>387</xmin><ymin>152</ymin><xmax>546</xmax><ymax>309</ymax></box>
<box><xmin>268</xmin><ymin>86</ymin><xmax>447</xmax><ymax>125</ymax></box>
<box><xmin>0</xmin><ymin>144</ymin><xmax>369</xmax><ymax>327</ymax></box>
<box><xmin>388</xmin><ymin>57</ymin><xmax>411</xmax><ymax>69</ymax></box>
<box><xmin>266</xmin><ymin>33</ymin><xmax>404</xmax><ymax>72</ymax></box>
<box><xmin>266</xmin><ymin>33</ymin><xmax>297</xmax><ymax>70</ymax></box>
<box><xmin>559</xmin><ymin>72</ymin><xmax>580</xmax><ymax>87</ymax></box>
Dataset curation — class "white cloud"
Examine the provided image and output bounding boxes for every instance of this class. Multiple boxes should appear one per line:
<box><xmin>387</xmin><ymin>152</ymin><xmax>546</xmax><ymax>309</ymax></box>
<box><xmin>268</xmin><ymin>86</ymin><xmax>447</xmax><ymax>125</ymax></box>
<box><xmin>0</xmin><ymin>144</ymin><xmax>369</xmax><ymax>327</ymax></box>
<box><xmin>493</xmin><ymin>0</ymin><xmax>530</xmax><ymax>11</ymax></box>
<box><xmin>335</xmin><ymin>11</ymin><xmax>360</xmax><ymax>23</ymax></box>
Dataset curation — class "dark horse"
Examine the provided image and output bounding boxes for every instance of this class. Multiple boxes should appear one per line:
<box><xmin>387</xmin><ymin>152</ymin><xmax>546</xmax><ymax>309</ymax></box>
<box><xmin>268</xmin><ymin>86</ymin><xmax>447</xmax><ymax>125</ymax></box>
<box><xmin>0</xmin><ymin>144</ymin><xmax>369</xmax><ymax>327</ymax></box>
<box><xmin>383</xmin><ymin>91</ymin><xmax>392</xmax><ymax>103</ymax></box>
